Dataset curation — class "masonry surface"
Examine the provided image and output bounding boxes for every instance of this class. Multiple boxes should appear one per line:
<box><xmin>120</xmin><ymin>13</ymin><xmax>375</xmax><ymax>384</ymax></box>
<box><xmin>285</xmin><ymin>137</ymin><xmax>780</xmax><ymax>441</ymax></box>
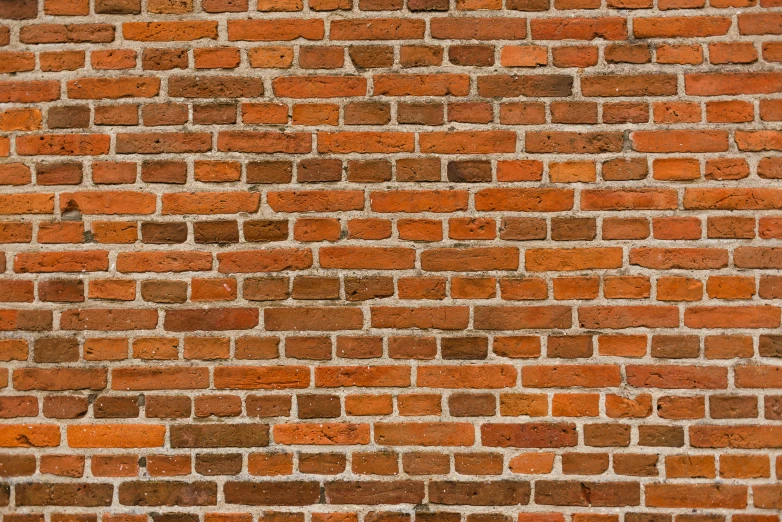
<box><xmin>0</xmin><ymin>0</ymin><xmax>781</xmax><ymax>519</ymax></box>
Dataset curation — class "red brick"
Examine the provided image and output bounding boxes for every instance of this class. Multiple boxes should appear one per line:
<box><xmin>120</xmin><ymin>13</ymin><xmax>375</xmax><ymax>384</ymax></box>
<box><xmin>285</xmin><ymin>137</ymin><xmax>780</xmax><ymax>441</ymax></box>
<box><xmin>684</xmin><ymin>306</ymin><xmax>780</xmax><ymax>329</ymax></box>
<box><xmin>14</xmin><ymin>251</ymin><xmax>108</xmax><ymax>273</ymax></box>
<box><xmin>526</xmin><ymin>248</ymin><xmax>622</xmax><ymax>271</ymax></box>
<box><xmin>685</xmin><ymin>72</ymin><xmax>782</xmax><ymax>95</ymax></box>
<box><xmin>320</xmin><ymin>247</ymin><xmax>415</xmax><ymax>269</ymax></box>
<box><xmin>330</xmin><ymin>19</ymin><xmax>425</xmax><ymax>40</ymax></box>
<box><xmin>123</xmin><ymin>21</ymin><xmax>218</xmax><ymax>41</ymax></box>
<box><xmin>112</xmin><ymin>367</ymin><xmax>209</xmax><ymax>390</ymax></box>
<box><xmin>315</xmin><ymin>366</ymin><xmax>411</xmax><ymax>387</ymax></box>
<box><xmin>531</xmin><ymin>17</ymin><xmax>627</xmax><ymax>40</ymax></box>
<box><xmin>482</xmin><ymin>423</ymin><xmax>578</xmax><ymax>448</ymax></box>
<box><xmin>582</xmin><ymin>74</ymin><xmax>677</xmax><ymax>96</ymax></box>
<box><xmin>687</xmin><ymin>188</ymin><xmax>782</xmax><ymax>210</ymax></box>
<box><xmin>475</xmin><ymin>189</ymin><xmax>574</xmax><ymax>212</ymax></box>
<box><xmin>371</xmin><ymin>306</ymin><xmax>469</xmax><ymax>330</ymax></box>
<box><xmin>20</xmin><ymin>23</ymin><xmax>115</xmax><ymax>44</ymax></box>
<box><xmin>634</xmin><ymin>16</ymin><xmax>731</xmax><ymax>38</ymax></box>
<box><xmin>421</xmin><ymin>247</ymin><xmax>519</xmax><ymax>271</ymax></box>
<box><xmin>217</xmin><ymin>249</ymin><xmax>313</xmax><ymax>273</ymax></box>
<box><xmin>371</xmin><ymin>190</ymin><xmax>468</xmax><ymax>213</ymax></box>
<box><xmin>274</xmin><ymin>423</ymin><xmax>369</xmax><ymax>445</ymax></box>
<box><xmin>3</xmin><ymin>2</ymin><xmax>778</xmax><ymax>512</ymax></box>
<box><xmin>626</xmin><ymin>365</ymin><xmax>727</xmax><ymax>389</ymax></box>
<box><xmin>68</xmin><ymin>424</ymin><xmax>165</xmax><ymax>447</ymax></box>
<box><xmin>420</xmin><ymin>131</ymin><xmax>516</xmax><ymax>154</ymax></box>
<box><xmin>522</xmin><ymin>365</ymin><xmax>621</xmax><ymax>388</ymax></box>
<box><xmin>0</xmin><ymin>425</ymin><xmax>60</xmax><ymax>447</ymax></box>
<box><xmin>418</xmin><ymin>365</ymin><xmax>516</xmax><ymax>389</ymax></box>
<box><xmin>526</xmin><ymin>132</ymin><xmax>623</xmax><ymax>153</ymax></box>
<box><xmin>67</xmin><ymin>77</ymin><xmax>159</xmax><ymax>99</ymax></box>
<box><xmin>431</xmin><ymin>18</ymin><xmax>527</xmax><ymax>39</ymax></box>
<box><xmin>317</xmin><ymin>132</ymin><xmax>414</xmax><ymax>153</ymax></box>
<box><xmin>375</xmin><ymin>74</ymin><xmax>469</xmax><ymax>96</ymax></box>
<box><xmin>645</xmin><ymin>484</ymin><xmax>746</xmax><ymax>509</ymax></box>
<box><xmin>473</xmin><ymin>306</ymin><xmax>572</xmax><ymax>330</ymax></box>
<box><xmin>273</xmin><ymin>76</ymin><xmax>366</xmax><ymax>98</ymax></box>
<box><xmin>17</xmin><ymin>134</ymin><xmax>110</xmax><ymax>156</ymax></box>
<box><xmin>228</xmin><ymin>19</ymin><xmax>323</xmax><ymax>41</ymax></box>
<box><xmin>375</xmin><ymin>422</ymin><xmax>474</xmax><ymax>446</ymax></box>
<box><xmin>631</xmin><ymin>130</ymin><xmax>729</xmax><ymax>152</ymax></box>
<box><xmin>267</xmin><ymin>190</ymin><xmax>363</xmax><ymax>212</ymax></box>
<box><xmin>265</xmin><ymin>307</ymin><xmax>364</xmax><ymax>331</ymax></box>
<box><xmin>579</xmin><ymin>306</ymin><xmax>679</xmax><ymax>329</ymax></box>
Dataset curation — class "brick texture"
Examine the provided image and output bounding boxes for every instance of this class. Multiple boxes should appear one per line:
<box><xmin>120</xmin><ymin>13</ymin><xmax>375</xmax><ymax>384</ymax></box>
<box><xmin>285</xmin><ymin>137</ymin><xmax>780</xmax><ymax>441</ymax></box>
<box><xmin>0</xmin><ymin>0</ymin><xmax>781</xmax><ymax>520</ymax></box>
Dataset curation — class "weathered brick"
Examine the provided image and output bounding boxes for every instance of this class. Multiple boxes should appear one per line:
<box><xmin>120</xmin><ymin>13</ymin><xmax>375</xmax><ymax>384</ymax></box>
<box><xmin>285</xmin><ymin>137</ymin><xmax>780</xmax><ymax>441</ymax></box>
<box><xmin>3</xmin><ymin>2</ymin><xmax>778</xmax><ymax>516</ymax></box>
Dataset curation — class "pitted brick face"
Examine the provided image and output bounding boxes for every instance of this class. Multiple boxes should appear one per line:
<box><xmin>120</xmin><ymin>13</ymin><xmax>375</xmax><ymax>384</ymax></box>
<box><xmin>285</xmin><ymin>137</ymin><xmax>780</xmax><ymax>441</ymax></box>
<box><xmin>1</xmin><ymin>0</ymin><xmax>782</xmax><ymax>519</ymax></box>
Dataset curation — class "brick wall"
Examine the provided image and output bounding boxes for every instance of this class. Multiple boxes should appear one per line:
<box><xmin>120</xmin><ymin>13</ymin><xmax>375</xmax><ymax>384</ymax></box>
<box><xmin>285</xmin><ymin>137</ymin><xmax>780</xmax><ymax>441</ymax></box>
<box><xmin>1</xmin><ymin>0</ymin><xmax>781</xmax><ymax>519</ymax></box>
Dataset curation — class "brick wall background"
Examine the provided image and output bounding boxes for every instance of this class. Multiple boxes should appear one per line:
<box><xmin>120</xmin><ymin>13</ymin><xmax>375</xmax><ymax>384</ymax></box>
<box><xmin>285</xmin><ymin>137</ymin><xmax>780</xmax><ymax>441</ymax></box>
<box><xmin>1</xmin><ymin>0</ymin><xmax>781</xmax><ymax>519</ymax></box>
